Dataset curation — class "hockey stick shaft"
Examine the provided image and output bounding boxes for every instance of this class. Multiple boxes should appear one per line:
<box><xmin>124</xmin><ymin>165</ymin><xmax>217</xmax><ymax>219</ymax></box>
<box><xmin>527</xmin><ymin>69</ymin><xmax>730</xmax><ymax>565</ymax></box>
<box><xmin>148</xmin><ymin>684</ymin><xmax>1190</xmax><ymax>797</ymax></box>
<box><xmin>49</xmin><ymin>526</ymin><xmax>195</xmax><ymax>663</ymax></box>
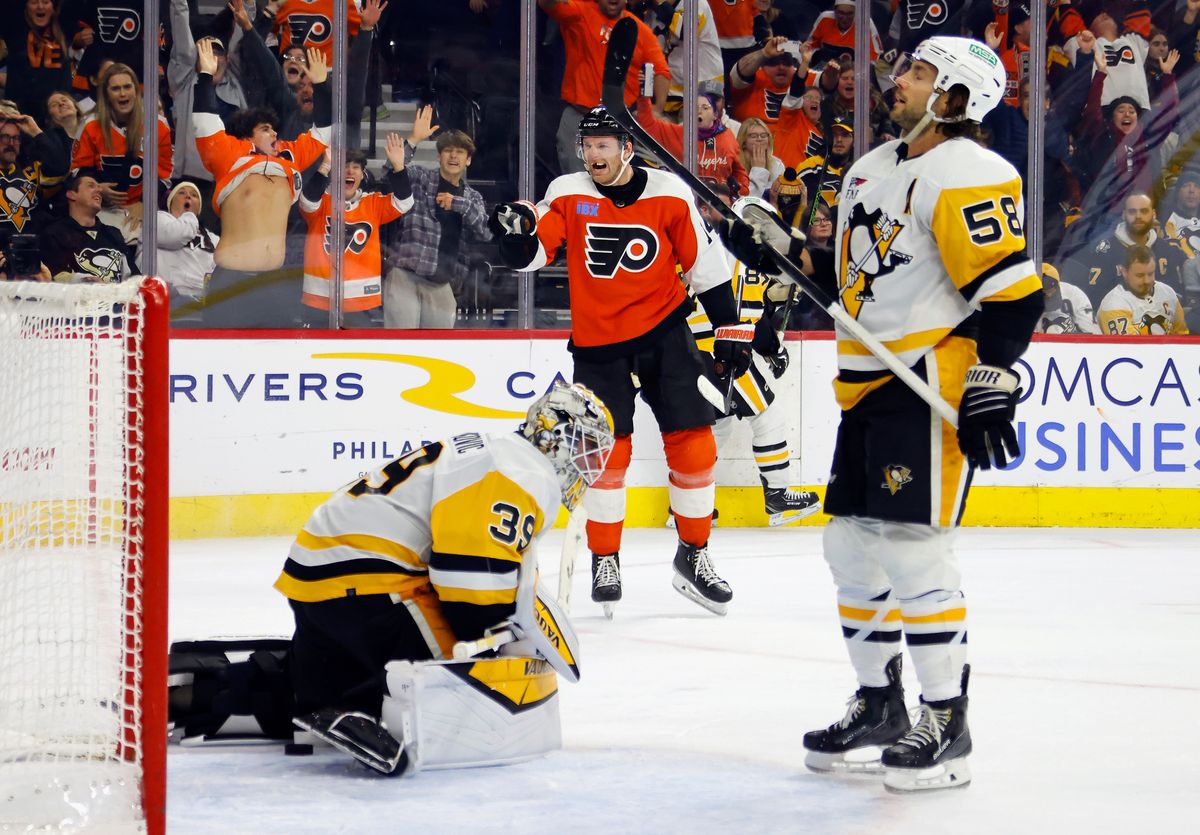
<box><xmin>601</xmin><ymin>19</ymin><xmax>958</xmax><ymax>428</ymax></box>
<box><xmin>452</xmin><ymin>629</ymin><xmax>516</xmax><ymax>661</ymax></box>
<box><xmin>557</xmin><ymin>506</ymin><xmax>587</xmax><ymax>611</ymax></box>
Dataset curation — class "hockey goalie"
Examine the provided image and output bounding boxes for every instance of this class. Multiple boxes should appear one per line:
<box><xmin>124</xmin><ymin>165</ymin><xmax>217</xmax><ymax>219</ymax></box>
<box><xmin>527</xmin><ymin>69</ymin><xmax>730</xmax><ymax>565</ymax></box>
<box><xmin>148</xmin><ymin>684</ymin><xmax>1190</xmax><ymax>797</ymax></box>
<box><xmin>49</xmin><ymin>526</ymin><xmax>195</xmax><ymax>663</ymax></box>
<box><xmin>168</xmin><ymin>383</ymin><xmax>615</xmax><ymax>776</ymax></box>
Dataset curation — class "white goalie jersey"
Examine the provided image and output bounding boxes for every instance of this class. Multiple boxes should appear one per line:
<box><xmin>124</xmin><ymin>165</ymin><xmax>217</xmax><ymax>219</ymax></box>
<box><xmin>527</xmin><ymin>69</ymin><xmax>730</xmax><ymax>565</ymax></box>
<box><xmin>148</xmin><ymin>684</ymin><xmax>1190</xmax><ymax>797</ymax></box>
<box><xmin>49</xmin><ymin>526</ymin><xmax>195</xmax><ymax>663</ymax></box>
<box><xmin>831</xmin><ymin>137</ymin><xmax>1041</xmax><ymax>408</ymax></box>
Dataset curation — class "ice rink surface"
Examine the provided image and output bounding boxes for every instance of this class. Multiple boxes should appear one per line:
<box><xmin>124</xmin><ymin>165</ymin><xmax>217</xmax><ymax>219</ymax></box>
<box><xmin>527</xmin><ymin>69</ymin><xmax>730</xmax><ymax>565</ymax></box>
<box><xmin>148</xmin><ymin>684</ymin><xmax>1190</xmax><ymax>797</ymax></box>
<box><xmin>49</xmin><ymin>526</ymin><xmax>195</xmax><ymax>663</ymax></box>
<box><xmin>169</xmin><ymin>527</ymin><xmax>1200</xmax><ymax>834</ymax></box>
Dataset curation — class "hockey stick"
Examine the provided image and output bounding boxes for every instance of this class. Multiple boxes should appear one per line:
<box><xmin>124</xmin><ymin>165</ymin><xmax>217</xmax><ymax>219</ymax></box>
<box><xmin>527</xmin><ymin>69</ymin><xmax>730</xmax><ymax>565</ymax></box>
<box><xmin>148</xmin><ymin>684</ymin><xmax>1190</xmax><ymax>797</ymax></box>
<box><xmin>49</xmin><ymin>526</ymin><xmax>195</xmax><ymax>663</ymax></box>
<box><xmin>601</xmin><ymin>18</ymin><xmax>958</xmax><ymax>427</ymax></box>
<box><xmin>556</xmin><ymin>506</ymin><xmax>587</xmax><ymax>611</ymax></box>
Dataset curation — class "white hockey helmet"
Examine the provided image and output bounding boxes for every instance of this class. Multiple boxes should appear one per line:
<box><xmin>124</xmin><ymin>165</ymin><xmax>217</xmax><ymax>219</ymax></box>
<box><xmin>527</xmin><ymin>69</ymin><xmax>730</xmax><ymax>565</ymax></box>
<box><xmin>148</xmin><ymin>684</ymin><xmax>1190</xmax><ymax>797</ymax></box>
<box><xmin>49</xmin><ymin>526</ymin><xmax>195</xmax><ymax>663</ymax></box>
<box><xmin>896</xmin><ymin>36</ymin><xmax>1006</xmax><ymax>123</ymax></box>
<box><xmin>731</xmin><ymin>194</ymin><xmax>779</xmax><ymax>220</ymax></box>
<box><xmin>520</xmin><ymin>382</ymin><xmax>615</xmax><ymax>512</ymax></box>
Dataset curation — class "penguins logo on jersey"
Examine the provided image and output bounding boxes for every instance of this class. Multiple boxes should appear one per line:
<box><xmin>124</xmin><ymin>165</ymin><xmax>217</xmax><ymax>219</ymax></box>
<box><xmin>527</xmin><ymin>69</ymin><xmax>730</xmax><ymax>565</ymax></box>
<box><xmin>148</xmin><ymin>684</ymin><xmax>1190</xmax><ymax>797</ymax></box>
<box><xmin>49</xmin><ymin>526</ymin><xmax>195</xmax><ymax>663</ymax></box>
<box><xmin>96</xmin><ymin>7</ymin><xmax>142</xmax><ymax>42</ymax></box>
<box><xmin>0</xmin><ymin>177</ymin><xmax>38</xmax><ymax>232</ymax></box>
<box><xmin>906</xmin><ymin>1</ymin><xmax>947</xmax><ymax>30</ymax></box>
<box><xmin>1140</xmin><ymin>311</ymin><xmax>1169</xmax><ymax>335</ymax></box>
<box><xmin>74</xmin><ymin>248</ymin><xmax>125</xmax><ymax>283</ymax></box>
<box><xmin>324</xmin><ymin>217</ymin><xmax>373</xmax><ymax>254</ymax></box>
<box><xmin>882</xmin><ymin>464</ymin><xmax>912</xmax><ymax>495</ymax></box>
<box><xmin>584</xmin><ymin>224</ymin><xmax>659</xmax><ymax>279</ymax></box>
<box><xmin>838</xmin><ymin>203</ymin><xmax>911</xmax><ymax>317</ymax></box>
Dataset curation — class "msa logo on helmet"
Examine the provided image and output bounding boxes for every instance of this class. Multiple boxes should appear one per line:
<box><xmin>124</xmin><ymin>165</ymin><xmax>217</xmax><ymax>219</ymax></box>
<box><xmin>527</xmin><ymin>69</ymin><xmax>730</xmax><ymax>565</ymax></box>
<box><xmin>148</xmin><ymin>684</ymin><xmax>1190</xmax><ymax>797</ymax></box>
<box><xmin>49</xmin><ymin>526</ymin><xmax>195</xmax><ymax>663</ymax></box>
<box><xmin>96</xmin><ymin>8</ymin><xmax>142</xmax><ymax>43</ymax></box>
<box><xmin>969</xmin><ymin>43</ymin><xmax>998</xmax><ymax>66</ymax></box>
<box><xmin>584</xmin><ymin>224</ymin><xmax>659</xmax><ymax>279</ymax></box>
<box><xmin>288</xmin><ymin>14</ymin><xmax>333</xmax><ymax>45</ymax></box>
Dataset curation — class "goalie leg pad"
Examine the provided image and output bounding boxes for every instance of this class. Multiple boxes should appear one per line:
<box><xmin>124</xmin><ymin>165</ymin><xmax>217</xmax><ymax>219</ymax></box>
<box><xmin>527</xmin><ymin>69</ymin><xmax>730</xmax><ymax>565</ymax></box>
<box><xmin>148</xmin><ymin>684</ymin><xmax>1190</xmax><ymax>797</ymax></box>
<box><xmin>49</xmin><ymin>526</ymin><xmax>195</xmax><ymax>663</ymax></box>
<box><xmin>382</xmin><ymin>657</ymin><xmax>561</xmax><ymax>774</ymax></box>
<box><xmin>168</xmin><ymin>639</ymin><xmax>295</xmax><ymax>742</ymax></box>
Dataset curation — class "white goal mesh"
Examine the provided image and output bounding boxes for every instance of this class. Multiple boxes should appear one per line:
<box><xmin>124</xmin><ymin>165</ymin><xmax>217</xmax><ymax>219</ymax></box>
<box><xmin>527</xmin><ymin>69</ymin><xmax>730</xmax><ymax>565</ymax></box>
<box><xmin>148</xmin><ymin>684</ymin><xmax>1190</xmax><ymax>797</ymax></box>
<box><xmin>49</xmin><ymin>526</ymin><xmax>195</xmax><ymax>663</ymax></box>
<box><xmin>0</xmin><ymin>280</ymin><xmax>168</xmax><ymax>834</ymax></box>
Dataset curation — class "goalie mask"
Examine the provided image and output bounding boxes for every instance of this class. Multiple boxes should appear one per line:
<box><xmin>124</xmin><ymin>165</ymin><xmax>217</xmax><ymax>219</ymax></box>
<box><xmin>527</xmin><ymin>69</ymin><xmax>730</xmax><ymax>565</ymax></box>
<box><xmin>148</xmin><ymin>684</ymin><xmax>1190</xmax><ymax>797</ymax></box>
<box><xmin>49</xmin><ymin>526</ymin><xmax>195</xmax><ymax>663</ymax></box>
<box><xmin>891</xmin><ymin>36</ymin><xmax>1006</xmax><ymax>123</ymax></box>
<box><xmin>520</xmin><ymin>383</ymin><xmax>615</xmax><ymax>512</ymax></box>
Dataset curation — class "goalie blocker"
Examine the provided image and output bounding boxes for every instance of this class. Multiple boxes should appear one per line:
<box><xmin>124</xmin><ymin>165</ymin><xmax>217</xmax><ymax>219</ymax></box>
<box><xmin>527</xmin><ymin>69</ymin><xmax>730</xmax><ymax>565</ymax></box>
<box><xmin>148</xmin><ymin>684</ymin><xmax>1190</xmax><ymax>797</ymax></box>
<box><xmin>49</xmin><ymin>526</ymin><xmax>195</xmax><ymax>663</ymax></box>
<box><xmin>168</xmin><ymin>639</ymin><xmax>563</xmax><ymax>776</ymax></box>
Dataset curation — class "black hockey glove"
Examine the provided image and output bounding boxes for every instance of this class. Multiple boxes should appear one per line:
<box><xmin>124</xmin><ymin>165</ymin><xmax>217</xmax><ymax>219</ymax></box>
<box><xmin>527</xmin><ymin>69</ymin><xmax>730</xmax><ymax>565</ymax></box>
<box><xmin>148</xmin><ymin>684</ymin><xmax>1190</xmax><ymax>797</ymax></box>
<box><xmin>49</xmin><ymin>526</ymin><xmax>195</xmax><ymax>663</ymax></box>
<box><xmin>488</xmin><ymin>201</ymin><xmax>539</xmax><ymax>268</ymax></box>
<box><xmin>957</xmin><ymin>364</ymin><xmax>1022</xmax><ymax>470</ymax></box>
<box><xmin>717</xmin><ymin>217</ymin><xmax>778</xmax><ymax>275</ymax></box>
<box><xmin>713</xmin><ymin>322</ymin><xmax>755</xmax><ymax>383</ymax></box>
<box><xmin>764</xmin><ymin>345</ymin><xmax>789</xmax><ymax>378</ymax></box>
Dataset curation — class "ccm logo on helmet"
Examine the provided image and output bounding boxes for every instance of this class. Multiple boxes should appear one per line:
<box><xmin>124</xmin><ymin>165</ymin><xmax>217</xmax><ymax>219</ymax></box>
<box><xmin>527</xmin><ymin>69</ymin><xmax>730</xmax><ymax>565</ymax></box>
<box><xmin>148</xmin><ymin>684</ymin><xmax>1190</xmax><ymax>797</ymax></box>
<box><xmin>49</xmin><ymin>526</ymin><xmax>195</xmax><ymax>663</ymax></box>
<box><xmin>584</xmin><ymin>224</ymin><xmax>659</xmax><ymax>278</ymax></box>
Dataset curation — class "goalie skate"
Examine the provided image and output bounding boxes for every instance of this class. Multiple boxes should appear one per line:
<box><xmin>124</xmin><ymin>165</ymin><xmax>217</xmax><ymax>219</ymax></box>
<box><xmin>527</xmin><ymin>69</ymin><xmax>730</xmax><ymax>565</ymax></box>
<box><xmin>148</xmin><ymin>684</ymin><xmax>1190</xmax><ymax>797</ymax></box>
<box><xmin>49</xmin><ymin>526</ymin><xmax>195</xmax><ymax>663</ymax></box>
<box><xmin>293</xmin><ymin>709</ymin><xmax>409</xmax><ymax>776</ymax></box>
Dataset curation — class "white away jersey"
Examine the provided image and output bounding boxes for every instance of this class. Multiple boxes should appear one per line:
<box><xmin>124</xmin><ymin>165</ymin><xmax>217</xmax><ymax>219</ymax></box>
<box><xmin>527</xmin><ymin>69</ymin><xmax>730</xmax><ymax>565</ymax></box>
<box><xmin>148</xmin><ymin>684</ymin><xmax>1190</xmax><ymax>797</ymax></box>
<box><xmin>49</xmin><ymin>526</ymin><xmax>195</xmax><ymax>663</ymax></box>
<box><xmin>275</xmin><ymin>432</ymin><xmax>560</xmax><ymax>610</ymax></box>
<box><xmin>1097</xmin><ymin>282</ymin><xmax>1189</xmax><ymax>336</ymax></box>
<box><xmin>831</xmin><ymin>137</ymin><xmax>1040</xmax><ymax>390</ymax></box>
<box><xmin>1038</xmin><ymin>280</ymin><xmax>1099</xmax><ymax>334</ymax></box>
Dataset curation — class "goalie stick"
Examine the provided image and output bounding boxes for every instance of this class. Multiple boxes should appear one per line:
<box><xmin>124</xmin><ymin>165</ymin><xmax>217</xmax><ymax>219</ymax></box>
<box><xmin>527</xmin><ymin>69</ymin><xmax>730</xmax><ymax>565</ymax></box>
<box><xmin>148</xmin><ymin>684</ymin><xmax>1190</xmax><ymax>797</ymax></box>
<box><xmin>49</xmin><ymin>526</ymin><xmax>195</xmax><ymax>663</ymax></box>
<box><xmin>556</xmin><ymin>506</ymin><xmax>587</xmax><ymax>611</ymax></box>
<box><xmin>600</xmin><ymin>18</ymin><xmax>958</xmax><ymax>427</ymax></box>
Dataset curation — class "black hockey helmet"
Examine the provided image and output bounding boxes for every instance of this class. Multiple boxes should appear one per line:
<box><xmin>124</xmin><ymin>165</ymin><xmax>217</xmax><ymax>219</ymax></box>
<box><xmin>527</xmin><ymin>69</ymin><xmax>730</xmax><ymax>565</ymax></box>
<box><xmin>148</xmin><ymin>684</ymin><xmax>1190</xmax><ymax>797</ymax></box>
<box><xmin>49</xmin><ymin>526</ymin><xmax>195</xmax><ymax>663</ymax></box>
<box><xmin>576</xmin><ymin>106</ymin><xmax>633</xmax><ymax>159</ymax></box>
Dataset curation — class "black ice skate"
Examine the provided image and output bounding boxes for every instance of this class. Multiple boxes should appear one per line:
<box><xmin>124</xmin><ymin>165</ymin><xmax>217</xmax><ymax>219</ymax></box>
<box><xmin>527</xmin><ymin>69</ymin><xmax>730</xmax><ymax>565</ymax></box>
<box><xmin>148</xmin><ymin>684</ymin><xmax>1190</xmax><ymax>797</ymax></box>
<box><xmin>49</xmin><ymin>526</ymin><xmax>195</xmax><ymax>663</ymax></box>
<box><xmin>591</xmin><ymin>552</ymin><xmax>621</xmax><ymax>620</ymax></box>
<box><xmin>803</xmin><ymin>654</ymin><xmax>911</xmax><ymax>773</ymax></box>
<box><xmin>762</xmin><ymin>486</ymin><xmax>821</xmax><ymax>527</ymax></box>
<box><xmin>671</xmin><ymin>541</ymin><xmax>732</xmax><ymax>615</ymax></box>
<box><xmin>293</xmin><ymin>709</ymin><xmax>409</xmax><ymax>776</ymax></box>
<box><xmin>881</xmin><ymin>665</ymin><xmax>972</xmax><ymax>792</ymax></box>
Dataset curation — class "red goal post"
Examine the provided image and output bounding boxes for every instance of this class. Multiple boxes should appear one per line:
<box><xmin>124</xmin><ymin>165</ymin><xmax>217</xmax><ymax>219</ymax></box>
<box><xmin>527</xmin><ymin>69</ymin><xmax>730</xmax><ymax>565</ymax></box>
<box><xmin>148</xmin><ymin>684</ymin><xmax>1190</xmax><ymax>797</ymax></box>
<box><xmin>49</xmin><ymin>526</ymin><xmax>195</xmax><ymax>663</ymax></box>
<box><xmin>0</xmin><ymin>277</ymin><xmax>168</xmax><ymax>834</ymax></box>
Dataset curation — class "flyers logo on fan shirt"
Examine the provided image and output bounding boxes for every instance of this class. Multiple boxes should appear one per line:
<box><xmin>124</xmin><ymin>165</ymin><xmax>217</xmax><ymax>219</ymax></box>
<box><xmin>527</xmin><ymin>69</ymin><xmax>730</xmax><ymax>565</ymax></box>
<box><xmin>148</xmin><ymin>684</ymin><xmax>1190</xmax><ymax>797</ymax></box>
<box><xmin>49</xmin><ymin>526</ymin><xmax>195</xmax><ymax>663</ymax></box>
<box><xmin>96</xmin><ymin>7</ymin><xmax>141</xmax><ymax>42</ymax></box>
<box><xmin>323</xmin><ymin>217</ymin><xmax>373</xmax><ymax>254</ymax></box>
<box><xmin>1103</xmin><ymin>43</ymin><xmax>1137</xmax><ymax>67</ymax></box>
<box><xmin>584</xmin><ymin>224</ymin><xmax>660</xmax><ymax>279</ymax></box>
<box><xmin>288</xmin><ymin>14</ymin><xmax>333</xmax><ymax>45</ymax></box>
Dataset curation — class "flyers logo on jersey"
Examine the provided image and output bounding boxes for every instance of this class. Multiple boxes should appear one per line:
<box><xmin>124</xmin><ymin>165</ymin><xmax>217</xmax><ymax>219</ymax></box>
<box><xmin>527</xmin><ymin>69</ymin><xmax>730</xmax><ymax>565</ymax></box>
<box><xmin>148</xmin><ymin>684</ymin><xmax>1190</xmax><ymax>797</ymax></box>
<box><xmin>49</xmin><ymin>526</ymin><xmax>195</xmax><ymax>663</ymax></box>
<box><xmin>584</xmin><ymin>224</ymin><xmax>659</xmax><ymax>279</ymax></box>
<box><xmin>838</xmin><ymin>203</ymin><xmax>911</xmax><ymax>319</ymax></box>
<box><xmin>906</xmin><ymin>1</ymin><xmax>947</xmax><ymax>30</ymax></box>
<box><xmin>96</xmin><ymin>7</ymin><xmax>141</xmax><ymax>42</ymax></box>
<box><xmin>323</xmin><ymin>217</ymin><xmax>373</xmax><ymax>254</ymax></box>
<box><xmin>763</xmin><ymin>89</ymin><xmax>786</xmax><ymax>121</ymax></box>
<box><xmin>289</xmin><ymin>14</ymin><xmax>333</xmax><ymax>45</ymax></box>
<box><xmin>1104</xmin><ymin>44</ymin><xmax>1137</xmax><ymax>68</ymax></box>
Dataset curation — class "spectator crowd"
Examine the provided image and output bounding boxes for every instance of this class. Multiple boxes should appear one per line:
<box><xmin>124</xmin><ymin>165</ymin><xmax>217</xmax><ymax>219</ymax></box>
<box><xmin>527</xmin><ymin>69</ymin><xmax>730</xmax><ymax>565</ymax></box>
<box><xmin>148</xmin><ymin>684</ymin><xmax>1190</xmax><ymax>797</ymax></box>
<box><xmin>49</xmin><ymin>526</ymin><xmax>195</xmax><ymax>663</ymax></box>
<box><xmin>0</xmin><ymin>0</ymin><xmax>1194</xmax><ymax>335</ymax></box>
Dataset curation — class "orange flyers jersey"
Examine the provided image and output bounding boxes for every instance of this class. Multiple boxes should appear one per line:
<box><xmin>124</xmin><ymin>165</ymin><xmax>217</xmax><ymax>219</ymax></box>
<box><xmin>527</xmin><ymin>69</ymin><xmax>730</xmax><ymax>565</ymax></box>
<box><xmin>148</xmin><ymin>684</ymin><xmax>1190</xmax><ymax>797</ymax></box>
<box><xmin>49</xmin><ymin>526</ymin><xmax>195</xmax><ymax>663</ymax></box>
<box><xmin>544</xmin><ymin>1</ymin><xmax>670</xmax><ymax>108</ymax></box>
<box><xmin>805</xmin><ymin>12</ymin><xmax>882</xmax><ymax>61</ymax></box>
<box><xmin>774</xmin><ymin>107</ymin><xmax>822</xmax><ymax>170</ymax></box>
<box><xmin>523</xmin><ymin>168</ymin><xmax>730</xmax><ymax>350</ymax></box>
<box><xmin>707</xmin><ymin>0</ymin><xmax>756</xmax><ymax>48</ymax></box>
<box><xmin>71</xmin><ymin>114</ymin><xmax>173</xmax><ymax>202</ymax></box>
<box><xmin>299</xmin><ymin>190</ymin><xmax>411</xmax><ymax>311</ymax></box>
<box><xmin>273</xmin><ymin>0</ymin><xmax>362</xmax><ymax>63</ymax></box>
<box><xmin>192</xmin><ymin>111</ymin><xmax>329</xmax><ymax>216</ymax></box>
<box><xmin>730</xmin><ymin>69</ymin><xmax>791</xmax><ymax>125</ymax></box>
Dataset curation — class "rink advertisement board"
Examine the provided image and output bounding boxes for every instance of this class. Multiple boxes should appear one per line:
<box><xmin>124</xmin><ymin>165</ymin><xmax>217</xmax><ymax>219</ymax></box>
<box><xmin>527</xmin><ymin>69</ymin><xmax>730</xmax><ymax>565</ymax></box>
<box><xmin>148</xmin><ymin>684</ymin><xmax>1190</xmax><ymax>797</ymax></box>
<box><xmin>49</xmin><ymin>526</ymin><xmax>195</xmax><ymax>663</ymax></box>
<box><xmin>167</xmin><ymin>334</ymin><xmax>1199</xmax><ymax>536</ymax></box>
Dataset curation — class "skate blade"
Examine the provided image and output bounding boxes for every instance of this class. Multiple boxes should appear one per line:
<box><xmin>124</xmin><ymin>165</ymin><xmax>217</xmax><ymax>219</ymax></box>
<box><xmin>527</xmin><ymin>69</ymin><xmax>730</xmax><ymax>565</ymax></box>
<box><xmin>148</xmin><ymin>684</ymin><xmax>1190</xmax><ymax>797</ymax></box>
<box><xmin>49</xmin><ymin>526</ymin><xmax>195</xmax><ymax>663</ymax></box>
<box><xmin>602</xmin><ymin>602</ymin><xmax>616</xmax><ymax>620</ymax></box>
<box><xmin>671</xmin><ymin>574</ymin><xmax>729</xmax><ymax>616</ymax></box>
<box><xmin>804</xmin><ymin>746</ymin><xmax>885</xmax><ymax>775</ymax></box>
<box><xmin>768</xmin><ymin>503</ymin><xmax>822</xmax><ymax>527</ymax></box>
<box><xmin>882</xmin><ymin>756</ymin><xmax>972</xmax><ymax>793</ymax></box>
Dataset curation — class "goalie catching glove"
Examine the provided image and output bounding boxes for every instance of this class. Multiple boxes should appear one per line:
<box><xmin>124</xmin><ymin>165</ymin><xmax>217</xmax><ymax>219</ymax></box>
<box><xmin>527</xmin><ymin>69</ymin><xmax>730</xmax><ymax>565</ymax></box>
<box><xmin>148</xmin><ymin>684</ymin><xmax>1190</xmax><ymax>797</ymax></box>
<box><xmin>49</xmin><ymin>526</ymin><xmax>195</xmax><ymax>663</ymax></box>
<box><xmin>488</xmin><ymin>200</ymin><xmax>540</xmax><ymax>268</ymax></box>
<box><xmin>957</xmin><ymin>364</ymin><xmax>1021</xmax><ymax>470</ymax></box>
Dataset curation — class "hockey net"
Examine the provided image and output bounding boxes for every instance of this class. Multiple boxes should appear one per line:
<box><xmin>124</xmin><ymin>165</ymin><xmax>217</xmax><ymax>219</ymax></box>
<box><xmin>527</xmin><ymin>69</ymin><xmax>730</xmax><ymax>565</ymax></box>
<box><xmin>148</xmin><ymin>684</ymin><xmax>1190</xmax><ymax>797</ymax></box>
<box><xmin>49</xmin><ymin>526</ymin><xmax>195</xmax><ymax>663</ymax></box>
<box><xmin>0</xmin><ymin>279</ymin><xmax>168</xmax><ymax>834</ymax></box>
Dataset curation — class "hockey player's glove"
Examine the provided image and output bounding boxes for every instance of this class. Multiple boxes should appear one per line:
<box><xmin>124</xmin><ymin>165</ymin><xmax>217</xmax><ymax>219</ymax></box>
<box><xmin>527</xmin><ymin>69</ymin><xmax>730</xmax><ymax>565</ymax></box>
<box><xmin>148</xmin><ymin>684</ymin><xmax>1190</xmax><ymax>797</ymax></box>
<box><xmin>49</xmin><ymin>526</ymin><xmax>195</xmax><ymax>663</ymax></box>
<box><xmin>488</xmin><ymin>200</ymin><xmax>540</xmax><ymax>268</ymax></box>
<box><xmin>717</xmin><ymin>217</ymin><xmax>778</xmax><ymax>275</ymax></box>
<box><xmin>957</xmin><ymin>364</ymin><xmax>1022</xmax><ymax>470</ymax></box>
<box><xmin>713</xmin><ymin>323</ymin><xmax>755</xmax><ymax>383</ymax></box>
<box><xmin>764</xmin><ymin>345</ymin><xmax>789</xmax><ymax>378</ymax></box>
